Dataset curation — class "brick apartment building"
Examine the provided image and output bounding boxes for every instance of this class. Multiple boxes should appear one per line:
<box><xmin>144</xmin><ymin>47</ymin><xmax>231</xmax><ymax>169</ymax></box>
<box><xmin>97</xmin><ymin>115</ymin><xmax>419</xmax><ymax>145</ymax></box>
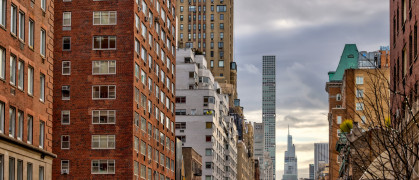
<box><xmin>326</xmin><ymin>44</ymin><xmax>390</xmax><ymax>179</ymax></box>
<box><xmin>0</xmin><ymin>0</ymin><xmax>55</xmax><ymax>178</ymax></box>
<box><xmin>390</xmin><ymin>0</ymin><xmax>419</xmax><ymax>128</ymax></box>
<box><xmin>52</xmin><ymin>0</ymin><xmax>177</xmax><ymax>179</ymax></box>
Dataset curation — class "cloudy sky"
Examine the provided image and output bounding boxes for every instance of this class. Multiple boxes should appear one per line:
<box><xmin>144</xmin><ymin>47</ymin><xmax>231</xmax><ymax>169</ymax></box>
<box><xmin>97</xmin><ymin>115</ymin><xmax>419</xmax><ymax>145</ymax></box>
<box><xmin>234</xmin><ymin>0</ymin><xmax>389</xmax><ymax>178</ymax></box>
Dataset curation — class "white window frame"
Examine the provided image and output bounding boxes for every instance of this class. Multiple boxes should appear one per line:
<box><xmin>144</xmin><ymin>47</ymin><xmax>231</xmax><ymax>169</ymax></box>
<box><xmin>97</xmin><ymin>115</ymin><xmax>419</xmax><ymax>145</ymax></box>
<box><xmin>61</xmin><ymin>135</ymin><xmax>70</xmax><ymax>149</ymax></box>
<box><xmin>337</xmin><ymin>116</ymin><xmax>342</xmax><ymax>124</ymax></box>
<box><xmin>61</xmin><ymin>160</ymin><xmax>69</xmax><ymax>174</ymax></box>
<box><xmin>27</xmin><ymin>66</ymin><xmax>34</xmax><ymax>95</ymax></box>
<box><xmin>356</xmin><ymin>89</ymin><xmax>364</xmax><ymax>98</ymax></box>
<box><xmin>93</xmin><ymin>11</ymin><xmax>117</xmax><ymax>25</ymax></box>
<box><xmin>0</xmin><ymin>47</ymin><xmax>4</xmax><ymax>79</ymax></box>
<box><xmin>11</xmin><ymin>4</ymin><xmax>17</xmax><ymax>34</ymax></box>
<box><xmin>28</xmin><ymin>19</ymin><xmax>34</xmax><ymax>48</ymax></box>
<box><xmin>17</xmin><ymin>110</ymin><xmax>23</xmax><ymax>140</ymax></box>
<box><xmin>63</xmin><ymin>12</ymin><xmax>71</xmax><ymax>27</ymax></box>
<box><xmin>92</xmin><ymin>85</ymin><xmax>116</xmax><ymax>99</ymax></box>
<box><xmin>18</xmin><ymin>11</ymin><xmax>24</xmax><ymax>41</ymax></box>
<box><xmin>91</xmin><ymin>160</ymin><xmax>115</xmax><ymax>174</ymax></box>
<box><xmin>9</xmin><ymin>55</ymin><xmax>16</xmax><ymax>85</ymax></box>
<box><xmin>40</xmin><ymin>73</ymin><xmax>45</xmax><ymax>102</ymax></box>
<box><xmin>62</xmin><ymin>61</ymin><xmax>71</xmax><ymax>75</ymax></box>
<box><xmin>336</xmin><ymin>94</ymin><xmax>341</xmax><ymax>101</ymax></box>
<box><xmin>61</xmin><ymin>110</ymin><xmax>70</xmax><ymax>125</ymax></box>
<box><xmin>0</xmin><ymin>102</ymin><xmax>5</xmax><ymax>133</ymax></box>
<box><xmin>39</xmin><ymin>120</ymin><xmax>44</xmax><ymax>148</ymax></box>
<box><xmin>0</xmin><ymin>0</ymin><xmax>6</xmax><ymax>27</ymax></box>
<box><xmin>62</xmin><ymin>85</ymin><xmax>70</xmax><ymax>100</ymax></box>
<box><xmin>40</xmin><ymin>28</ymin><xmax>46</xmax><ymax>56</ymax></box>
<box><xmin>92</xmin><ymin>36</ymin><xmax>116</xmax><ymax>50</ymax></box>
<box><xmin>92</xmin><ymin>60</ymin><xmax>116</xmax><ymax>75</ymax></box>
<box><xmin>92</xmin><ymin>110</ymin><xmax>116</xmax><ymax>124</ymax></box>
<box><xmin>356</xmin><ymin>76</ymin><xmax>364</xmax><ymax>85</ymax></box>
<box><xmin>356</xmin><ymin>102</ymin><xmax>364</xmax><ymax>111</ymax></box>
<box><xmin>17</xmin><ymin>60</ymin><xmax>24</xmax><ymax>90</ymax></box>
<box><xmin>9</xmin><ymin>106</ymin><xmax>15</xmax><ymax>137</ymax></box>
<box><xmin>27</xmin><ymin>115</ymin><xmax>32</xmax><ymax>144</ymax></box>
<box><xmin>41</xmin><ymin>0</ymin><xmax>46</xmax><ymax>11</ymax></box>
<box><xmin>62</xmin><ymin>37</ymin><xmax>71</xmax><ymax>51</ymax></box>
<box><xmin>91</xmin><ymin>135</ymin><xmax>115</xmax><ymax>149</ymax></box>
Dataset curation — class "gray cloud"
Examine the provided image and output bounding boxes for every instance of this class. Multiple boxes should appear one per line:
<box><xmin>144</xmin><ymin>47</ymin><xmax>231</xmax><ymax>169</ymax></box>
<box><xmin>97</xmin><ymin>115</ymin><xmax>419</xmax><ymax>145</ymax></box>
<box><xmin>235</xmin><ymin>0</ymin><xmax>389</xmax><ymax>178</ymax></box>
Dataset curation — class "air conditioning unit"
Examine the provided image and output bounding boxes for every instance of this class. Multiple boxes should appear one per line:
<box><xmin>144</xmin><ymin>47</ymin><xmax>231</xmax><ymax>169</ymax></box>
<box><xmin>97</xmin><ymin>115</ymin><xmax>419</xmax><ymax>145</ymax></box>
<box><xmin>137</xmin><ymin>6</ymin><xmax>141</xmax><ymax>12</ymax></box>
<box><xmin>145</xmin><ymin>17</ymin><xmax>149</xmax><ymax>22</ymax></box>
<box><xmin>61</xmin><ymin>169</ymin><xmax>69</xmax><ymax>174</ymax></box>
<box><xmin>154</xmin><ymin>17</ymin><xmax>159</xmax><ymax>22</ymax></box>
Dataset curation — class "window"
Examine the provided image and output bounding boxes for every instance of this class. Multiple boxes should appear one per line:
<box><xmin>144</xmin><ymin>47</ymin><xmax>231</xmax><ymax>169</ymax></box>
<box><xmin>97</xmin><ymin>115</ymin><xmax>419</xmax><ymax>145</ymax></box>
<box><xmin>141</xmin><ymin>23</ymin><xmax>147</xmax><ymax>37</ymax></box>
<box><xmin>41</xmin><ymin>0</ymin><xmax>46</xmax><ymax>11</ymax></box>
<box><xmin>0</xmin><ymin>47</ymin><xmax>4</xmax><ymax>79</ymax></box>
<box><xmin>203</xmin><ymin>96</ymin><xmax>215</xmax><ymax>105</ymax></box>
<box><xmin>62</xmin><ymin>37</ymin><xmax>71</xmax><ymax>50</ymax></box>
<box><xmin>206</xmin><ymin>122</ymin><xmax>212</xmax><ymax>129</ymax></box>
<box><xmin>28</xmin><ymin>19</ymin><xmax>34</xmax><ymax>47</ymax></box>
<box><xmin>175</xmin><ymin>122</ymin><xmax>186</xmax><ymax>129</ymax></box>
<box><xmin>9</xmin><ymin>107</ymin><xmax>15</xmax><ymax>137</ymax></box>
<box><xmin>39</xmin><ymin>166</ymin><xmax>44</xmax><ymax>180</ymax></box>
<box><xmin>216</xmin><ymin>5</ymin><xmax>226</xmax><ymax>12</ymax></box>
<box><xmin>356</xmin><ymin>89</ymin><xmax>364</xmax><ymax>98</ymax></box>
<box><xmin>62</xmin><ymin>85</ymin><xmax>70</xmax><ymax>100</ymax></box>
<box><xmin>361</xmin><ymin>116</ymin><xmax>366</xmax><ymax>124</ymax></box>
<box><xmin>91</xmin><ymin>160</ymin><xmax>115</xmax><ymax>174</ymax></box>
<box><xmin>93</xmin><ymin>11</ymin><xmax>116</xmax><ymax>25</ymax></box>
<box><xmin>9</xmin><ymin>157</ymin><xmax>15</xmax><ymax>180</ymax></box>
<box><xmin>27</xmin><ymin>163</ymin><xmax>32</xmax><ymax>180</ymax></box>
<box><xmin>220</xmin><ymin>23</ymin><xmax>224</xmax><ymax>29</ymax></box>
<box><xmin>62</xmin><ymin>61</ymin><xmax>71</xmax><ymax>75</ymax></box>
<box><xmin>92</xmin><ymin>110</ymin><xmax>115</xmax><ymax>124</ymax></box>
<box><xmin>17</xmin><ymin>60</ymin><xmax>23</xmax><ymax>90</ymax></box>
<box><xmin>140</xmin><ymin>165</ymin><xmax>146</xmax><ymax>178</ymax></box>
<box><xmin>205</xmin><ymin>162</ymin><xmax>212</xmax><ymax>169</ymax></box>
<box><xmin>63</xmin><ymin>12</ymin><xmax>71</xmax><ymax>27</ymax></box>
<box><xmin>27</xmin><ymin>66</ymin><xmax>33</xmax><ymax>95</ymax></box>
<box><xmin>134</xmin><ymin>63</ymin><xmax>139</xmax><ymax>79</ymax></box>
<box><xmin>10</xmin><ymin>55</ymin><xmax>16</xmax><ymax>85</ymax></box>
<box><xmin>175</xmin><ymin>109</ymin><xmax>186</xmax><ymax>115</ymax></box>
<box><xmin>92</xmin><ymin>135</ymin><xmax>115</xmax><ymax>149</ymax></box>
<box><xmin>134</xmin><ymin>112</ymin><xmax>139</xmax><ymax>126</ymax></box>
<box><xmin>93</xmin><ymin>36</ymin><xmax>116</xmax><ymax>50</ymax></box>
<box><xmin>356</xmin><ymin>76</ymin><xmax>363</xmax><ymax>84</ymax></box>
<box><xmin>61</xmin><ymin>160</ymin><xmax>69</xmax><ymax>174</ymax></box>
<box><xmin>337</xmin><ymin>116</ymin><xmax>342</xmax><ymax>124</ymax></box>
<box><xmin>27</xmin><ymin>115</ymin><xmax>32</xmax><ymax>143</ymax></box>
<box><xmin>134</xmin><ymin>161</ymin><xmax>139</xmax><ymax>177</ymax></box>
<box><xmin>17</xmin><ymin>111</ymin><xmax>23</xmax><ymax>140</ymax></box>
<box><xmin>40</xmin><ymin>29</ymin><xmax>46</xmax><ymax>56</ymax></box>
<box><xmin>40</xmin><ymin>74</ymin><xmax>45</xmax><ymax>102</ymax></box>
<box><xmin>336</xmin><ymin>94</ymin><xmax>341</xmax><ymax>101</ymax></box>
<box><xmin>39</xmin><ymin>121</ymin><xmax>44</xmax><ymax>148</ymax></box>
<box><xmin>205</xmin><ymin>135</ymin><xmax>212</xmax><ymax>142</ymax></box>
<box><xmin>18</xmin><ymin>12</ymin><xmax>24</xmax><ymax>40</ymax></box>
<box><xmin>61</xmin><ymin>110</ymin><xmax>70</xmax><ymax>124</ymax></box>
<box><xmin>0</xmin><ymin>0</ymin><xmax>5</xmax><ymax>26</ymax></box>
<box><xmin>134</xmin><ymin>136</ymin><xmax>139</xmax><ymax>152</ymax></box>
<box><xmin>17</xmin><ymin>160</ymin><xmax>22</xmax><ymax>180</ymax></box>
<box><xmin>92</xmin><ymin>85</ymin><xmax>116</xmax><ymax>99</ymax></box>
<box><xmin>11</xmin><ymin>4</ymin><xmax>16</xmax><ymax>34</ymax></box>
<box><xmin>140</xmin><ymin>141</ymin><xmax>146</xmax><ymax>155</ymax></box>
<box><xmin>92</xmin><ymin>60</ymin><xmax>116</xmax><ymax>74</ymax></box>
<box><xmin>205</xmin><ymin>149</ymin><xmax>213</xmax><ymax>156</ymax></box>
<box><xmin>356</xmin><ymin>103</ymin><xmax>364</xmax><ymax>111</ymax></box>
<box><xmin>0</xmin><ymin>102</ymin><xmax>3</xmax><ymax>134</ymax></box>
<box><xmin>218</xmin><ymin>60</ymin><xmax>224</xmax><ymax>67</ymax></box>
<box><xmin>61</xmin><ymin>135</ymin><xmax>70</xmax><ymax>149</ymax></box>
<box><xmin>220</xmin><ymin>14</ymin><xmax>224</xmax><ymax>20</ymax></box>
<box><xmin>175</xmin><ymin>96</ymin><xmax>186</xmax><ymax>103</ymax></box>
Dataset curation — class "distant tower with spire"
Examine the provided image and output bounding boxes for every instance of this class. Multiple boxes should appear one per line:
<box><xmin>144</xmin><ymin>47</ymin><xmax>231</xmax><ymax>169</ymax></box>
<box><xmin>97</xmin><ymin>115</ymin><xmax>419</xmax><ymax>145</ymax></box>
<box><xmin>282</xmin><ymin>126</ymin><xmax>298</xmax><ymax>180</ymax></box>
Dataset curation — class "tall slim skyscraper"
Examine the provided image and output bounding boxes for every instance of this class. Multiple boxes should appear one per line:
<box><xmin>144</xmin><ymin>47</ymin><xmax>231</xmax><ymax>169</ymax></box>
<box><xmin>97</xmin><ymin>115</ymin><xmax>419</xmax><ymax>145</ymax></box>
<box><xmin>283</xmin><ymin>127</ymin><xmax>297</xmax><ymax>180</ymax></box>
<box><xmin>314</xmin><ymin>143</ymin><xmax>329</xmax><ymax>179</ymax></box>
<box><xmin>262</xmin><ymin>55</ymin><xmax>276</xmax><ymax>177</ymax></box>
<box><xmin>53</xmin><ymin>0</ymin><xmax>177</xmax><ymax>178</ymax></box>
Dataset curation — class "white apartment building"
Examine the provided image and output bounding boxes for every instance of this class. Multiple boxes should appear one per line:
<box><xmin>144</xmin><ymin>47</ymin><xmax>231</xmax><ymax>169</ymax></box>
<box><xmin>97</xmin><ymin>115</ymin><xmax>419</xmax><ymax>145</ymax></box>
<box><xmin>175</xmin><ymin>49</ymin><xmax>237</xmax><ymax>180</ymax></box>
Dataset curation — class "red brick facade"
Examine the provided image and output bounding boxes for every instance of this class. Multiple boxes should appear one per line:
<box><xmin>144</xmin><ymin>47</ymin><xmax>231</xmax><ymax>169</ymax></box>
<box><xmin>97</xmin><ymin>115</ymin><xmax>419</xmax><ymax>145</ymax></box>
<box><xmin>0</xmin><ymin>0</ymin><xmax>54</xmax><ymax>157</ymax></box>
<box><xmin>390</xmin><ymin>0</ymin><xmax>419</xmax><ymax>122</ymax></box>
<box><xmin>52</xmin><ymin>0</ymin><xmax>176</xmax><ymax>179</ymax></box>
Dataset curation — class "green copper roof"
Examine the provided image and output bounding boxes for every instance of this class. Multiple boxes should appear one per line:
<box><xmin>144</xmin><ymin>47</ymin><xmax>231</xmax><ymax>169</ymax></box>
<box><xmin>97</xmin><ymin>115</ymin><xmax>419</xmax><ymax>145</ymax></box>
<box><xmin>328</xmin><ymin>44</ymin><xmax>359</xmax><ymax>81</ymax></box>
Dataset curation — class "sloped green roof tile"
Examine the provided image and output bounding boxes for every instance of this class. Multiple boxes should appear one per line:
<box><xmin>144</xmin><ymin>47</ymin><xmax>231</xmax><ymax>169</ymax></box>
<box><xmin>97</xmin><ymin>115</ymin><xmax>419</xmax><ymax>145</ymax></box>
<box><xmin>329</xmin><ymin>44</ymin><xmax>359</xmax><ymax>81</ymax></box>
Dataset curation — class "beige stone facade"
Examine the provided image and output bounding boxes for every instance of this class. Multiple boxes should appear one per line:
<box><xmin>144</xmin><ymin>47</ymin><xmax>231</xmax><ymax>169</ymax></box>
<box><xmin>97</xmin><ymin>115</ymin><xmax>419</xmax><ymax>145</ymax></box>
<box><xmin>176</xmin><ymin>0</ymin><xmax>237</xmax><ymax>101</ymax></box>
<box><xmin>237</xmin><ymin>122</ymin><xmax>255</xmax><ymax>180</ymax></box>
<box><xmin>0</xmin><ymin>137</ymin><xmax>54</xmax><ymax>180</ymax></box>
